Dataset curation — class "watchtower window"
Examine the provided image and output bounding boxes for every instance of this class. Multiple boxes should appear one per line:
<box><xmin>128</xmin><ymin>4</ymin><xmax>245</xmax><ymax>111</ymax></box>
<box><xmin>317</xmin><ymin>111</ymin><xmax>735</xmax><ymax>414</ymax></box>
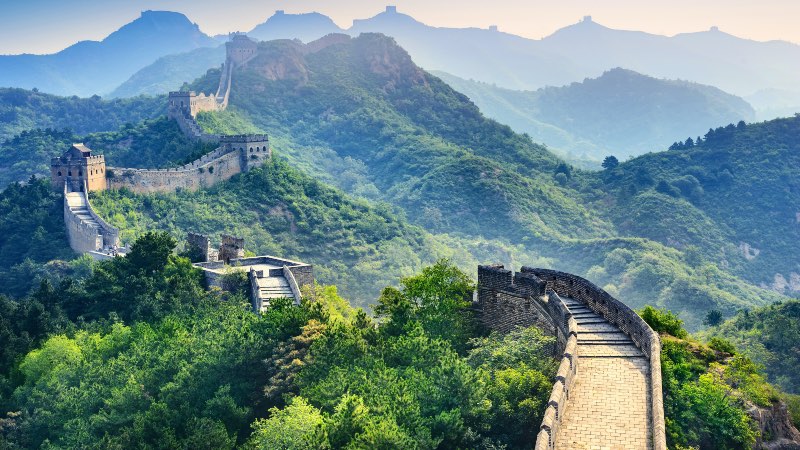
<box><xmin>78</xmin><ymin>170</ymin><xmax>82</xmax><ymax>176</ymax></box>
<box><xmin>250</xmin><ymin>147</ymin><xmax>253</xmax><ymax>153</ymax></box>
<box><xmin>68</xmin><ymin>171</ymin><xmax>72</xmax><ymax>176</ymax></box>
<box><xmin>57</xmin><ymin>171</ymin><xmax>62</xmax><ymax>176</ymax></box>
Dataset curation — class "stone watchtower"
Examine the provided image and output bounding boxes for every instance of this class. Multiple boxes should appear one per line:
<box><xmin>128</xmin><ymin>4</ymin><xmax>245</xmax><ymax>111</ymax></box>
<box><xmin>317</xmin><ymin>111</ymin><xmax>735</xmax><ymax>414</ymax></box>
<box><xmin>220</xmin><ymin>134</ymin><xmax>271</xmax><ymax>171</ymax></box>
<box><xmin>226</xmin><ymin>34</ymin><xmax>258</xmax><ymax>68</ymax></box>
<box><xmin>51</xmin><ymin>144</ymin><xmax>107</xmax><ymax>193</ymax></box>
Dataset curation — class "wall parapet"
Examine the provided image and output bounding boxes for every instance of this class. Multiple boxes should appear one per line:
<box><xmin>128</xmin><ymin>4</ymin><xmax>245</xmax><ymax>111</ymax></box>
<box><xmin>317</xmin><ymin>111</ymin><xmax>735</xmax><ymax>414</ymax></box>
<box><xmin>520</xmin><ymin>267</ymin><xmax>667</xmax><ymax>450</ymax></box>
<box><xmin>477</xmin><ymin>265</ymin><xmax>578</xmax><ymax>449</ymax></box>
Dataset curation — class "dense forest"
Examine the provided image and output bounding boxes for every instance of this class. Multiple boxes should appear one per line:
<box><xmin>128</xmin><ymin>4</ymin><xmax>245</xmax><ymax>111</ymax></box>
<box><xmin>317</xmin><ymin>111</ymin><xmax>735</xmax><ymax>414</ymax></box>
<box><xmin>0</xmin><ymin>88</ymin><xmax>163</xmax><ymax>143</ymax></box>
<box><xmin>0</xmin><ymin>219</ymin><xmax>794</xmax><ymax>448</ymax></box>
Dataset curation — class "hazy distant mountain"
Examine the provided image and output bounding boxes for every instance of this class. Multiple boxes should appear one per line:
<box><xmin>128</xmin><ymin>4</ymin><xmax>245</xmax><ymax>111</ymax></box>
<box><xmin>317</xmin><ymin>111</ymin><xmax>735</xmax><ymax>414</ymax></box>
<box><xmin>0</xmin><ymin>11</ymin><xmax>216</xmax><ymax>97</ymax></box>
<box><xmin>248</xmin><ymin>10</ymin><xmax>344</xmax><ymax>43</ymax></box>
<box><xmin>540</xmin><ymin>18</ymin><xmax>800</xmax><ymax>97</ymax></box>
<box><xmin>437</xmin><ymin>68</ymin><xmax>755</xmax><ymax>160</ymax></box>
<box><xmin>351</xmin><ymin>9</ymin><xmax>800</xmax><ymax>99</ymax></box>
<box><xmin>110</xmin><ymin>46</ymin><xmax>226</xmax><ymax>98</ymax></box>
<box><xmin>349</xmin><ymin>7</ymin><xmax>583</xmax><ymax>90</ymax></box>
<box><xmin>745</xmin><ymin>88</ymin><xmax>800</xmax><ymax>120</ymax></box>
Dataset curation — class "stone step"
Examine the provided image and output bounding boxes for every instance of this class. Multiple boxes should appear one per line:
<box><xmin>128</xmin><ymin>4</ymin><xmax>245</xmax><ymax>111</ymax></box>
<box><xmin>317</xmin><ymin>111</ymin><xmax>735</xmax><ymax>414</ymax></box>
<box><xmin>578</xmin><ymin>331</ymin><xmax>629</xmax><ymax>341</ymax></box>
<box><xmin>574</xmin><ymin>319</ymin><xmax>608</xmax><ymax>325</ymax></box>
<box><xmin>576</xmin><ymin>323</ymin><xmax>620</xmax><ymax>333</ymax></box>
<box><xmin>579</xmin><ymin>340</ymin><xmax>635</xmax><ymax>346</ymax></box>
<box><xmin>579</xmin><ymin>343</ymin><xmax>644</xmax><ymax>358</ymax></box>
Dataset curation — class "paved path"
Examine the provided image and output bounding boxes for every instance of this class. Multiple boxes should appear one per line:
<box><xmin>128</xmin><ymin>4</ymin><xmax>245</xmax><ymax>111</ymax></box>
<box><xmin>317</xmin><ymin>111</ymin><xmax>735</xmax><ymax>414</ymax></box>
<box><xmin>554</xmin><ymin>297</ymin><xmax>652</xmax><ymax>450</ymax></box>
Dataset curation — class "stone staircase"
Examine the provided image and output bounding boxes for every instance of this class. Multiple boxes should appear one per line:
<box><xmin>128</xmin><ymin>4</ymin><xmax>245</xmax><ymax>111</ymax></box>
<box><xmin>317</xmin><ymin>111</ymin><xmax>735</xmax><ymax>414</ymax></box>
<box><xmin>253</xmin><ymin>275</ymin><xmax>296</xmax><ymax>312</ymax></box>
<box><xmin>66</xmin><ymin>192</ymin><xmax>100</xmax><ymax>229</ymax></box>
<box><xmin>554</xmin><ymin>297</ymin><xmax>652</xmax><ymax>449</ymax></box>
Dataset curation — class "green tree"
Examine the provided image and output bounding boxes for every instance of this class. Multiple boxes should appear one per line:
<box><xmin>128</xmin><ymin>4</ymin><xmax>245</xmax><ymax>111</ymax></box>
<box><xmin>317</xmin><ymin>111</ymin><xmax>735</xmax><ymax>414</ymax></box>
<box><xmin>703</xmin><ymin>309</ymin><xmax>723</xmax><ymax>327</ymax></box>
<box><xmin>601</xmin><ymin>155</ymin><xmax>619</xmax><ymax>170</ymax></box>
<box><xmin>247</xmin><ymin>397</ymin><xmax>328</xmax><ymax>450</ymax></box>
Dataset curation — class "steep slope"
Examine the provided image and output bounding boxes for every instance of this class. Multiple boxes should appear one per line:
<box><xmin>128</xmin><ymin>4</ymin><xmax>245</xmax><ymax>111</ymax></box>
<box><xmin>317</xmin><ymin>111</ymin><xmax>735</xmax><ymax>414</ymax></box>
<box><xmin>192</xmin><ymin>34</ymin><xmax>603</xmax><ymax>244</ymax></box>
<box><xmin>0</xmin><ymin>87</ymin><xmax>164</xmax><ymax>143</ymax></box>
<box><xmin>0</xmin><ymin>11</ymin><xmax>216</xmax><ymax>97</ymax></box>
<box><xmin>248</xmin><ymin>11</ymin><xmax>344</xmax><ymax>43</ymax></box>
<box><xmin>438</xmin><ymin>69</ymin><xmax>755</xmax><ymax>160</ymax></box>
<box><xmin>593</xmin><ymin>116</ymin><xmax>800</xmax><ymax>295</ymax></box>
<box><xmin>89</xmin><ymin>157</ymin><xmax>534</xmax><ymax>307</ymax></box>
<box><xmin>184</xmin><ymin>34</ymin><xmax>783</xmax><ymax>330</ymax></box>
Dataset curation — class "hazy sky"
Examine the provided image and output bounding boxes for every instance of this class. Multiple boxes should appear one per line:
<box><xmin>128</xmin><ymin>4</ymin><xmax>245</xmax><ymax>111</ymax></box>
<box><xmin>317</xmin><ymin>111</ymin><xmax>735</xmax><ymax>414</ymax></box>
<box><xmin>2</xmin><ymin>0</ymin><xmax>799</xmax><ymax>54</ymax></box>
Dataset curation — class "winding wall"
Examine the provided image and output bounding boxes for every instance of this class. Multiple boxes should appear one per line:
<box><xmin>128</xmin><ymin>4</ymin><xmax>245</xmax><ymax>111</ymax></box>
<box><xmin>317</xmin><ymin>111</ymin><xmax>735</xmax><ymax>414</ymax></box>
<box><xmin>476</xmin><ymin>265</ymin><xmax>666</xmax><ymax>450</ymax></box>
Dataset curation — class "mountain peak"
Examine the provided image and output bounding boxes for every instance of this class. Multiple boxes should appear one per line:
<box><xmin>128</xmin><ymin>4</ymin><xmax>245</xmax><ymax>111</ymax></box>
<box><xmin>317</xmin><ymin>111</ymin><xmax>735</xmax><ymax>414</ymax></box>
<box><xmin>249</xmin><ymin>10</ymin><xmax>343</xmax><ymax>43</ymax></box>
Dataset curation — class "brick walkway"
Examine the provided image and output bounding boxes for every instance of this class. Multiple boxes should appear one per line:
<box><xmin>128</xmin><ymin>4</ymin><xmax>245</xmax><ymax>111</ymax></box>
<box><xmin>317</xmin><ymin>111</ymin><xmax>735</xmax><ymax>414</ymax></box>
<box><xmin>554</xmin><ymin>298</ymin><xmax>652</xmax><ymax>450</ymax></box>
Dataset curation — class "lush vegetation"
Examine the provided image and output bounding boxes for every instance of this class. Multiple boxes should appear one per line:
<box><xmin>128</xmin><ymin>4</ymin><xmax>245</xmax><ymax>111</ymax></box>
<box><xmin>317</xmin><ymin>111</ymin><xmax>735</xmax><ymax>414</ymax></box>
<box><xmin>90</xmin><ymin>156</ymin><xmax>546</xmax><ymax>308</ymax></box>
<box><xmin>0</xmin><ymin>87</ymin><xmax>163</xmax><ymax>143</ymax></box>
<box><xmin>0</xmin><ymin>238</ymin><xmax>557</xmax><ymax>449</ymax></box>
<box><xmin>593</xmin><ymin>115</ymin><xmax>800</xmax><ymax>295</ymax></box>
<box><xmin>702</xmin><ymin>300</ymin><xmax>800</xmax><ymax>394</ymax></box>
<box><xmin>0</xmin><ymin>118</ymin><xmax>214</xmax><ymax>187</ymax></box>
<box><xmin>0</xmin><ymin>178</ymin><xmax>74</xmax><ymax>298</ymax></box>
<box><xmin>642</xmin><ymin>307</ymin><xmax>790</xmax><ymax>449</ymax></box>
<box><xmin>186</xmin><ymin>34</ymin><xmax>784</xmax><ymax>331</ymax></box>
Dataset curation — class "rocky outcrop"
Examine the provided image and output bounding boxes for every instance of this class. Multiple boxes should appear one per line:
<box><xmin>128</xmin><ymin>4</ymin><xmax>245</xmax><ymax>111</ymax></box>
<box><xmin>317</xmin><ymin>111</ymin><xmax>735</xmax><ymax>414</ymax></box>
<box><xmin>750</xmin><ymin>401</ymin><xmax>800</xmax><ymax>449</ymax></box>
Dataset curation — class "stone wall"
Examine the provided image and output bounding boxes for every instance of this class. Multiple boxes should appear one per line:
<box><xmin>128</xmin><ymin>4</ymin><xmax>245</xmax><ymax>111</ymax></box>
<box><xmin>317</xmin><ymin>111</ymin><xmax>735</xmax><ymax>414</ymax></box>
<box><xmin>107</xmin><ymin>148</ymin><xmax>245</xmax><ymax>194</ymax></box>
<box><xmin>521</xmin><ymin>268</ymin><xmax>667</xmax><ymax>450</ymax></box>
<box><xmin>477</xmin><ymin>264</ymin><xmax>557</xmax><ymax>339</ymax></box>
<box><xmin>476</xmin><ymin>265</ymin><xmax>579</xmax><ymax>450</ymax></box>
<box><xmin>63</xmin><ymin>197</ymin><xmax>103</xmax><ymax>253</ymax></box>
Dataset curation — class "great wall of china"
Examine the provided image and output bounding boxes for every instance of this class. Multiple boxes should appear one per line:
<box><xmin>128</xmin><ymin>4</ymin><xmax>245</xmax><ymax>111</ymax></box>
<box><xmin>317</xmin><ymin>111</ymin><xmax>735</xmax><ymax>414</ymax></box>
<box><xmin>477</xmin><ymin>265</ymin><xmax>666</xmax><ymax>450</ymax></box>
<box><xmin>51</xmin><ymin>34</ymin><xmax>312</xmax><ymax>311</ymax></box>
<box><xmin>47</xmin><ymin>30</ymin><xmax>667</xmax><ymax>447</ymax></box>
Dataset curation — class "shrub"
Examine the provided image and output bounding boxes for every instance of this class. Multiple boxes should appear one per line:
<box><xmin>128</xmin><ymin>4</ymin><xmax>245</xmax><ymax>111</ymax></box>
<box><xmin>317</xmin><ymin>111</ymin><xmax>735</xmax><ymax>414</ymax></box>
<box><xmin>708</xmin><ymin>336</ymin><xmax>736</xmax><ymax>355</ymax></box>
<box><xmin>640</xmin><ymin>305</ymin><xmax>687</xmax><ymax>338</ymax></box>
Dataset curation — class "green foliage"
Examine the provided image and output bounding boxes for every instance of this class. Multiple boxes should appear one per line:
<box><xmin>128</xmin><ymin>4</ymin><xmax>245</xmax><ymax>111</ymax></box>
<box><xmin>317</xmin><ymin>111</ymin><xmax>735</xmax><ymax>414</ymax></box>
<box><xmin>0</xmin><ymin>178</ymin><xmax>74</xmax><ymax>297</ymax></box>
<box><xmin>640</xmin><ymin>305</ymin><xmax>688</xmax><ymax>338</ymax></box>
<box><xmin>706</xmin><ymin>300</ymin><xmax>800</xmax><ymax>393</ymax></box>
<box><xmin>247</xmin><ymin>397</ymin><xmax>327</xmax><ymax>450</ymax></box>
<box><xmin>599</xmin><ymin>115</ymin><xmax>800</xmax><ymax>292</ymax></box>
<box><xmin>601</xmin><ymin>155</ymin><xmax>619</xmax><ymax>170</ymax></box>
<box><xmin>704</xmin><ymin>309</ymin><xmax>724</xmax><ymax>327</ymax></box>
<box><xmin>375</xmin><ymin>260</ymin><xmax>475</xmax><ymax>352</ymax></box>
<box><xmin>708</xmin><ymin>336</ymin><xmax>736</xmax><ymax>355</ymax></box>
<box><xmin>0</xmin><ymin>117</ymin><xmax>214</xmax><ymax>188</ymax></box>
<box><xmin>661</xmin><ymin>339</ymin><xmax>758</xmax><ymax>449</ymax></box>
<box><xmin>0</xmin><ymin>87</ymin><xmax>163</xmax><ymax>143</ymax></box>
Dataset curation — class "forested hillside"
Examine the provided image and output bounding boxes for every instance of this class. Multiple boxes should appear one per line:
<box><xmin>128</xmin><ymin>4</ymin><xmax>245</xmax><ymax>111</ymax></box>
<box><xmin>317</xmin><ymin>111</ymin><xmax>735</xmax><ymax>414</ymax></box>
<box><xmin>0</xmin><ymin>88</ymin><xmax>163</xmax><ymax>143</ymax></box>
<box><xmin>0</xmin><ymin>118</ymin><xmax>210</xmax><ymax>187</ymax></box>
<box><xmin>592</xmin><ymin>115</ymin><xmax>800</xmax><ymax>296</ymax></box>
<box><xmin>702</xmin><ymin>300</ymin><xmax>800</xmax><ymax>394</ymax></box>
<box><xmin>437</xmin><ymin>68</ymin><xmax>755</xmax><ymax>161</ymax></box>
<box><xmin>184</xmin><ymin>34</ymin><xmax>784</xmax><ymax>330</ymax></box>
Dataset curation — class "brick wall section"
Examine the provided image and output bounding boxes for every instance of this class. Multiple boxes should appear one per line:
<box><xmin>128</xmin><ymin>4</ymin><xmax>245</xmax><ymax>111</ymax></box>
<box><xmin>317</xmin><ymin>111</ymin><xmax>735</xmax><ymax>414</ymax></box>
<box><xmin>477</xmin><ymin>265</ymin><xmax>578</xmax><ymax>450</ymax></box>
<box><xmin>63</xmin><ymin>196</ymin><xmax>103</xmax><ymax>253</ymax></box>
<box><xmin>521</xmin><ymin>267</ymin><xmax>667</xmax><ymax>450</ymax></box>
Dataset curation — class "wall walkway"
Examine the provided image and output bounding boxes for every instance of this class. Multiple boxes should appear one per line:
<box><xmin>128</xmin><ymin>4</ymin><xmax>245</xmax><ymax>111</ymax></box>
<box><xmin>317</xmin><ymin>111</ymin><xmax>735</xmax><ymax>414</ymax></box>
<box><xmin>476</xmin><ymin>265</ymin><xmax>666</xmax><ymax>450</ymax></box>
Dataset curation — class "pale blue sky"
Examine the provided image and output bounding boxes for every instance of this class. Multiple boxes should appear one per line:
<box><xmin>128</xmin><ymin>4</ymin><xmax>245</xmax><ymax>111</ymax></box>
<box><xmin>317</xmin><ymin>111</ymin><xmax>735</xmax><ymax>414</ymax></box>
<box><xmin>2</xmin><ymin>0</ymin><xmax>799</xmax><ymax>54</ymax></box>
